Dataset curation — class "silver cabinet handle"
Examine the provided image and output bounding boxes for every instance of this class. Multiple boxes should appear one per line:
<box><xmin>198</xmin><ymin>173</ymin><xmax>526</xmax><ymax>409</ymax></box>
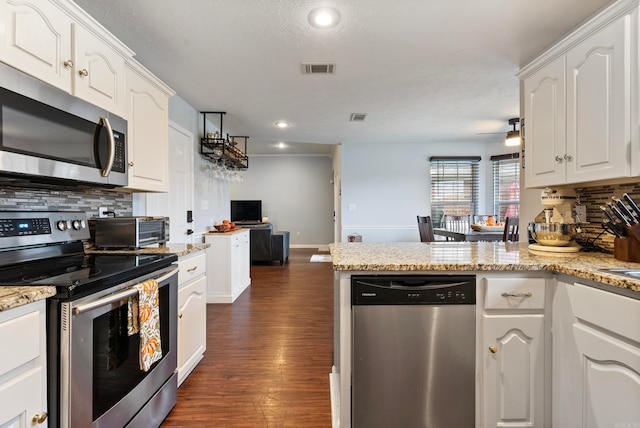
<box><xmin>63</xmin><ymin>60</ymin><xmax>73</xmax><ymax>69</ymax></box>
<box><xmin>78</xmin><ymin>68</ymin><xmax>88</xmax><ymax>77</ymax></box>
<box><xmin>501</xmin><ymin>291</ymin><xmax>532</xmax><ymax>298</ymax></box>
<box><xmin>187</xmin><ymin>266</ymin><xmax>198</xmax><ymax>272</ymax></box>
<box><xmin>564</xmin><ymin>154</ymin><xmax>573</xmax><ymax>161</ymax></box>
<box><xmin>555</xmin><ymin>155</ymin><xmax>563</xmax><ymax>162</ymax></box>
<box><xmin>99</xmin><ymin>117</ymin><xmax>115</xmax><ymax>177</ymax></box>
<box><xmin>128</xmin><ymin>161</ymin><xmax>135</xmax><ymax>167</ymax></box>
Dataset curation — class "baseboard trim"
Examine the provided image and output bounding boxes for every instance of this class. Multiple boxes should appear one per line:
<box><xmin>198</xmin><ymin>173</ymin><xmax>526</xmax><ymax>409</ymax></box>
<box><xmin>290</xmin><ymin>244</ymin><xmax>330</xmax><ymax>251</ymax></box>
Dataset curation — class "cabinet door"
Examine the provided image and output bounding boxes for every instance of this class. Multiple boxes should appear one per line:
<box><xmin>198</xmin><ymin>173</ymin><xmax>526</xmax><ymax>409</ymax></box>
<box><xmin>565</xmin><ymin>14</ymin><xmax>631</xmax><ymax>184</ymax></box>
<box><xmin>0</xmin><ymin>367</ymin><xmax>46</xmax><ymax>428</ymax></box>
<box><xmin>523</xmin><ymin>56</ymin><xmax>566</xmax><ymax>188</ymax></box>
<box><xmin>483</xmin><ymin>314</ymin><xmax>545</xmax><ymax>428</ymax></box>
<box><xmin>573</xmin><ymin>324</ymin><xmax>640</xmax><ymax>427</ymax></box>
<box><xmin>124</xmin><ymin>65</ymin><xmax>170</xmax><ymax>192</ymax></box>
<box><xmin>72</xmin><ymin>24</ymin><xmax>125</xmax><ymax>116</ymax></box>
<box><xmin>177</xmin><ymin>275</ymin><xmax>206</xmax><ymax>387</ymax></box>
<box><xmin>0</xmin><ymin>0</ymin><xmax>72</xmax><ymax>91</ymax></box>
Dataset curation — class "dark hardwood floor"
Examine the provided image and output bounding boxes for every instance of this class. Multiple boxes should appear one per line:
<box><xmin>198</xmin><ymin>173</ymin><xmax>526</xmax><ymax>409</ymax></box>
<box><xmin>162</xmin><ymin>248</ymin><xmax>334</xmax><ymax>428</ymax></box>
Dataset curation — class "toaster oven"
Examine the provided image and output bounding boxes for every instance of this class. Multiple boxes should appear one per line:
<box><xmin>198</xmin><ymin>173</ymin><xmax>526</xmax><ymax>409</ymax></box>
<box><xmin>93</xmin><ymin>217</ymin><xmax>170</xmax><ymax>249</ymax></box>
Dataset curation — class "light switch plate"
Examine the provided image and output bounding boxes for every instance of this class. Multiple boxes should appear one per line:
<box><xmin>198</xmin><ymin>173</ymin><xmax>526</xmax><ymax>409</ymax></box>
<box><xmin>575</xmin><ymin>205</ymin><xmax>587</xmax><ymax>222</ymax></box>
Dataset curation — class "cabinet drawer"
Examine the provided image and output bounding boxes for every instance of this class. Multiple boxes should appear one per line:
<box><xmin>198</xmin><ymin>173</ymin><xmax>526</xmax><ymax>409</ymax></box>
<box><xmin>484</xmin><ymin>278</ymin><xmax>546</xmax><ymax>310</ymax></box>
<box><xmin>569</xmin><ymin>283</ymin><xmax>640</xmax><ymax>343</ymax></box>
<box><xmin>177</xmin><ymin>252</ymin><xmax>207</xmax><ymax>286</ymax></box>
<box><xmin>0</xmin><ymin>309</ymin><xmax>41</xmax><ymax>376</ymax></box>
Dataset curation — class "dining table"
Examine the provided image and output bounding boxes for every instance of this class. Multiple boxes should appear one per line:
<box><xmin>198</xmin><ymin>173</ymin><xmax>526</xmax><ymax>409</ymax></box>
<box><xmin>433</xmin><ymin>227</ymin><xmax>504</xmax><ymax>242</ymax></box>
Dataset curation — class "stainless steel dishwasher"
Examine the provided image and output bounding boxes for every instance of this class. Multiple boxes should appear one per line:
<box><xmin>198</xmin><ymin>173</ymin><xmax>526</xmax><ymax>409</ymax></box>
<box><xmin>352</xmin><ymin>274</ymin><xmax>476</xmax><ymax>428</ymax></box>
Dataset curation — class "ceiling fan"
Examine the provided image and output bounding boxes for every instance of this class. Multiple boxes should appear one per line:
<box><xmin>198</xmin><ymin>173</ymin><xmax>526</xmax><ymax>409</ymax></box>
<box><xmin>476</xmin><ymin>118</ymin><xmax>520</xmax><ymax>146</ymax></box>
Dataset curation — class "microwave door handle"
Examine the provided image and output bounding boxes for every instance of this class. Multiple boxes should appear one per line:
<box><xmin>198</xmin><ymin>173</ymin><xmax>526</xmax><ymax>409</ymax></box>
<box><xmin>100</xmin><ymin>117</ymin><xmax>115</xmax><ymax>177</ymax></box>
<box><xmin>73</xmin><ymin>268</ymin><xmax>178</xmax><ymax>315</ymax></box>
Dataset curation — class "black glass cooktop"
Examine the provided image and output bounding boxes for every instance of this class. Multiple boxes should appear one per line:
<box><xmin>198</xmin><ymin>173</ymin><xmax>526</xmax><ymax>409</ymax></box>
<box><xmin>0</xmin><ymin>252</ymin><xmax>177</xmax><ymax>299</ymax></box>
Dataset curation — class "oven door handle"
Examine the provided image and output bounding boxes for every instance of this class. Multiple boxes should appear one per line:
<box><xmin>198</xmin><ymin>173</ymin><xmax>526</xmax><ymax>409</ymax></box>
<box><xmin>73</xmin><ymin>268</ymin><xmax>178</xmax><ymax>315</ymax></box>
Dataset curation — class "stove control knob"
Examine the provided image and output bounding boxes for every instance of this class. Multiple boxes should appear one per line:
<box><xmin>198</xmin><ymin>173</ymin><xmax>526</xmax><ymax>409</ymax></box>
<box><xmin>72</xmin><ymin>220</ymin><xmax>85</xmax><ymax>230</ymax></box>
<box><xmin>57</xmin><ymin>220</ymin><xmax>67</xmax><ymax>231</ymax></box>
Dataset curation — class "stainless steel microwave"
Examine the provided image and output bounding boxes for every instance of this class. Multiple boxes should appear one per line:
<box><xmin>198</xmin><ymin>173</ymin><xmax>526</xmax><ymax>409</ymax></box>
<box><xmin>0</xmin><ymin>61</ymin><xmax>127</xmax><ymax>188</ymax></box>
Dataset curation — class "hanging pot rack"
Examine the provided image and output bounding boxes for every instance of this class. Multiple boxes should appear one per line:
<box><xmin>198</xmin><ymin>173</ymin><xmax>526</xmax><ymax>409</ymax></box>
<box><xmin>200</xmin><ymin>111</ymin><xmax>249</xmax><ymax>170</ymax></box>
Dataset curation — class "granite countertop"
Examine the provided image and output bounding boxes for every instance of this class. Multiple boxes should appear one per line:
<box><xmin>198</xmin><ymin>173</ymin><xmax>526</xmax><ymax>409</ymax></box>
<box><xmin>204</xmin><ymin>228</ymin><xmax>249</xmax><ymax>236</ymax></box>
<box><xmin>86</xmin><ymin>242</ymin><xmax>209</xmax><ymax>257</ymax></box>
<box><xmin>329</xmin><ymin>241</ymin><xmax>640</xmax><ymax>292</ymax></box>
<box><xmin>0</xmin><ymin>286</ymin><xmax>57</xmax><ymax>312</ymax></box>
<box><xmin>0</xmin><ymin>242</ymin><xmax>210</xmax><ymax>313</ymax></box>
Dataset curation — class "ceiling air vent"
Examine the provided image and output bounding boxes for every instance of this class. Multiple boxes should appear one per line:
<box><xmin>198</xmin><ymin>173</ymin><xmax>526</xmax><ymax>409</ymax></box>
<box><xmin>301</xmin><ymin>63</ymin><xmax>336</xmax><ymax>75</ymax></box>
<box><xmin>350</xmin><ymin>113</ymin><xmax>367</xmax><ymax>122</ymax></box>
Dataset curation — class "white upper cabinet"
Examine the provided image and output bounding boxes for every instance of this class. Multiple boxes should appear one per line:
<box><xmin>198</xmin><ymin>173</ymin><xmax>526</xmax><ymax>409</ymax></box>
<box><xmin>72</xmin><ymin>23</ymin><xmax>126</xmax><ymax>116</ymax></box>
<box><xmin>520</xmin><ymin>1</ymin><xmax>636</xmax><ymax>188</ymax></box>
<box><xmin>124</xmin><ymin>61</ymin><xmax>174</xmax><ymax>192</ymax></box>
<box><xmin>523</xmin><ymin>56</ymin><xmax>566</xmax><ymax>188</ymax></box>
<box><xmin>0</xmin><ymin>0</ymin><xmax>133</xmax><ymax>116</ymax></box>
<box><xmin>0</xmin><ymin>0</ymin><xmax>71</xmax><ymax>90</ymax></box>
<box><xmin>565</xmin><ymin>14</ymin><xmax>630</xmax><ymax>184</ymax></box>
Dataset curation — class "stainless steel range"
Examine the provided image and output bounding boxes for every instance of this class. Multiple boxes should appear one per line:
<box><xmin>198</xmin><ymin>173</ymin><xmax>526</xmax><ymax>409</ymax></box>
<box><xmin>0</xmin><ymin>211</ymin><xmax>179</xmax><ymax>428</ymax></box>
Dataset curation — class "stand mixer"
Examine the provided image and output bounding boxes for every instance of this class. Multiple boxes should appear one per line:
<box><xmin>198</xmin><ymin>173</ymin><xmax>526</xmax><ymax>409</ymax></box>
<box><xmin>528</xmin><ymin>187</ymin><xmax>581</xmax><ymax>254</ymax></box>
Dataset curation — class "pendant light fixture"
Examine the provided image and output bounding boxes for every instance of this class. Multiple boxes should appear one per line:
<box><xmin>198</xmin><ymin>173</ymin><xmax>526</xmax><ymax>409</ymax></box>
<box><xmin>504</xmin><ymin>118</ymin><xmax>521</xmax><ymax>147</ymax></box>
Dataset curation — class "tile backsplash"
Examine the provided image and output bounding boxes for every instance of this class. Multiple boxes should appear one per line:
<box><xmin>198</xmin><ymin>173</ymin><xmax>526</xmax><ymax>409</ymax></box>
<box><xmin>0</xmin><ymin>187</ymin><xmax>132</xmax><ymax>217</ymax></box>
<box><xmin>574</xmin><ymin>182</ymin><xmax>640</xmax><ymax>252</ymax></box>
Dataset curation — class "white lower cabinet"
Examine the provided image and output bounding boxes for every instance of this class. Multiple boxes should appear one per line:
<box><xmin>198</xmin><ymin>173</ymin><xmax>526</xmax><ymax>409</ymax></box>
<box><xmin>554</xmin><ymin>281</ymin><xmax>640</xmax><ymax>428</ymax></box>
<box><xmin>204</xmin><ymin>230</ymin><xmax>251</xmax><ymax>303</ymax></box>
<box><xmin>482</xmin><ymin>277</ymin><xmax>548</xmax><ymax>428</ymax></box>
<box><xmin>0</xmin><ymin>300</ymin><xmax>48</xmax><ymax>427</ymax></box>
<box><xmin>176</xmin><ymin>251</ymin><xmax>207</xmax><ymax>387</ymax></box>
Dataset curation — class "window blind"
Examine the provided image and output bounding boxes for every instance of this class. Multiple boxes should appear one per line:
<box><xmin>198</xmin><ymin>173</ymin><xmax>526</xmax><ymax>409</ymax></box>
<box><xmin>491</xmin><ymin>153</ymin><xmax>520</xmax><ymax>222</ymax></box>
<box><xmin>429</xmin><ymin>157</ymin><xmax>480</xmax><ymax>227</ymax></box>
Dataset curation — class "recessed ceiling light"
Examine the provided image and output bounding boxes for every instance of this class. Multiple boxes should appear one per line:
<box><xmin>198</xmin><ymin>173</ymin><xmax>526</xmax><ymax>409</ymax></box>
<box><xmin>308</xmin><ymin>7</ymin><xmax>341</xmax><ymax>28</ymax></box>
<box><xmin>275</xmin><ymin>121</ymin><xmax>289</xmax><ymax>128</ymax></box>
<box><xmin>277</xmin><ymin>142</ymin><xmax>288</xmax><ymax>149</ymax></box>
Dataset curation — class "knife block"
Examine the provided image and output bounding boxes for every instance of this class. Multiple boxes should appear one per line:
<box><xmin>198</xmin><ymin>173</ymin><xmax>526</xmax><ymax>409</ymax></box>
<box><xmin>613</xmin><ymin>235</ymin><xmax>640</xmax><ymax>262</ymax></box>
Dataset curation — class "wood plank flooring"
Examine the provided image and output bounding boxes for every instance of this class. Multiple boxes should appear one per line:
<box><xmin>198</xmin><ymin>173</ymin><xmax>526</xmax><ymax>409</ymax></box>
<box><xmin>162</xmin><ymin>248</ymin><xmax>334</xmax><ymax>428</ymax></box>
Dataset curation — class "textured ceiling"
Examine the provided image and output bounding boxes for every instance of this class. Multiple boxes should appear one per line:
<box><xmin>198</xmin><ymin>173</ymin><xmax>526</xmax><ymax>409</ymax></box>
<box><xmin>75</xmin><ymin>0</ymin><xmax>614</xmax><ymax>155</ymax></box>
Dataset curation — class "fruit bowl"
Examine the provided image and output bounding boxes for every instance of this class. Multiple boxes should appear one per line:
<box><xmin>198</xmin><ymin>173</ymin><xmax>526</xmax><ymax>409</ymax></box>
<box><xmin>213</xmin><ymin>224</ymin><xmax>230</xmax><ymax>232</ymax></box>
<box><xmin>529</xmin><ymin>222</ymin><xmax>577</xmax><ymax>246</ymax></box>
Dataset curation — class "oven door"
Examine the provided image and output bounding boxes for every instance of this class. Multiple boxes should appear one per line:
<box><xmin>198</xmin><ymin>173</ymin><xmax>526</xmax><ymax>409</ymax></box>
<box><xmin>0</xmin><ymin>61</ymin><xmax>127</xmax><ymax>187</ymax></box>
<box><xmin>59</xmin><ymin>267</ymin><xmax>178</xmax><ymax>428</ymax></box>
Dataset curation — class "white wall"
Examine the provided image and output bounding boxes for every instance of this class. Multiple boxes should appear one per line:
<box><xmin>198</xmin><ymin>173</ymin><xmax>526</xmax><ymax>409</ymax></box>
<box><xmin>230</xmin><ymin>155</ymin><xmax>334</xmax><ymax>247</ymax></box>
<box><xmin>339</xmin><ymin>140</ymin><xmax>530</xmax><ymax>242</ymax></box>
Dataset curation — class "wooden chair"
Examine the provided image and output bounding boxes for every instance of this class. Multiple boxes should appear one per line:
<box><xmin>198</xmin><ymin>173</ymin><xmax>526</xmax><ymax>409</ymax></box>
<box><xmin>417</xmin><ymin>215</ymin><xmax>429</xmax><ymax>223</ymax></box>
<box><xmin>502</xmin><ymin>217</ymin><xmax>520</xmax><ymax>242</ymax></box>
<box><xmin>418</xmin><ymin>216</ymin><xmax>435</xmax><ymax>242</ymax></box>
<box><xmin>442</xmin><ymin>214</ymin><xmax>471</xmax><ymax>232</ymax></box>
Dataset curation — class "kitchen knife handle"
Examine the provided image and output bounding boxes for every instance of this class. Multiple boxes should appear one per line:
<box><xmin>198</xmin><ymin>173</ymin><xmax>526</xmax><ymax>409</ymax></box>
<box><xmin>600</xmin><ymin>205</ymin><xmax>617</xmax><ymax>223</ymax></box>
<box><xmin>623</xmin><ymin>193</ymin><xmax>640</xmax><ymax>219</ymax></box>
<box><xmin>608</xmin><ymin>202</ymin><xmax>631</xmax><ymax>227</ymax></box>
<box><xmin>614</xmin><ymin>198</ymin><xmax>638</xmax><ymax>224</ymax></box>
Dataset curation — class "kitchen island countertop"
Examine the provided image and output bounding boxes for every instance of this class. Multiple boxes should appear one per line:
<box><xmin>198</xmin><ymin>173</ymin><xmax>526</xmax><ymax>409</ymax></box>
<box><xmin>329</xmin><ymin>241</ymin><xmax>640</xmax><ymax>292</ymax></box>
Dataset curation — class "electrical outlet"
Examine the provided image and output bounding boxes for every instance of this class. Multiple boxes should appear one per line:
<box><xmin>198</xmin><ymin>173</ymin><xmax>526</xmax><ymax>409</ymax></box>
<box><xmin>575</xmin><ymin>205</ymin><xmax>587</xmax><ymax>222</ymax></box>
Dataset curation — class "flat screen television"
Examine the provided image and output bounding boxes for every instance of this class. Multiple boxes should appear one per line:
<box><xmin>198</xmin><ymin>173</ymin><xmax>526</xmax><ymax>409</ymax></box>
<box><xmin>230</xmin><ymin>200</ymin><xmax>262</xmax><ymax>222</ymax></box>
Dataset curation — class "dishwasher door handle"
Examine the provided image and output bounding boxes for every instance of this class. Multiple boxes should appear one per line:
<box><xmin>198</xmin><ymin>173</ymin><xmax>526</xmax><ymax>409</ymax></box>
<box><xmin>355</xmin><ymin>280</ymin><xmax>472</xmax><ymax>290</ymax></box>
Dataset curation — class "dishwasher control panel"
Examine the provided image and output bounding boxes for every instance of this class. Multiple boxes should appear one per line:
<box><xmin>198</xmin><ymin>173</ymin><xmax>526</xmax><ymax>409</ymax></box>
<box><xmin>352</xmin><ymin>274</ymin><xmax>476</xmax><ymax>305</ymax></box>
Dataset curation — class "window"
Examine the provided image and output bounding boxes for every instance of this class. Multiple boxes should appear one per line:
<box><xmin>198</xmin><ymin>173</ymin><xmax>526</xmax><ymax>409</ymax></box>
<box><xmin>430</xmin><ymin>156</ymin><xmax>480</xmax><ymax>227</ymax></box>
<box><xmin>492</xmin><ymin>153</ymin><xmax>520</xmax><ymax>222</ymax></box>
